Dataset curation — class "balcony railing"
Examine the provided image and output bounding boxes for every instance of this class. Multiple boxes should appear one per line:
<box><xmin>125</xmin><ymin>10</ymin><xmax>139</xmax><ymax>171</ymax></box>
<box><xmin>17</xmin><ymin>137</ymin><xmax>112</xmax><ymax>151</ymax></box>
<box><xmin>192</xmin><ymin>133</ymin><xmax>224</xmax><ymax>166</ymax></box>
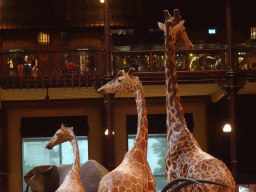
<box><xmin>0</xmin><ymin>46</ymin><xmax>256</xmax><ymax>90</ymax></box>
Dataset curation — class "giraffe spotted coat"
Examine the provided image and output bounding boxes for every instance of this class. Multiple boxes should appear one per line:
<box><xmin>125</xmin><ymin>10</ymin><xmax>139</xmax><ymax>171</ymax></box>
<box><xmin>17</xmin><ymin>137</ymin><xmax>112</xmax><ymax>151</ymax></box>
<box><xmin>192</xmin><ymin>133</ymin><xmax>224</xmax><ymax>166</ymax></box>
<box><xmin>159</xmin><ymin>9</ymin><xmax>235</xmax><ymax>192</ymax></box>
<box><xmin>46</xmin><ymin>125</ymin><xmax>85</xmax><ymax>192</ymax></box>
<box><xmin>97</xmin><ymin>69</ymin><xmax>156</xmax><ymax>192</ymax></box>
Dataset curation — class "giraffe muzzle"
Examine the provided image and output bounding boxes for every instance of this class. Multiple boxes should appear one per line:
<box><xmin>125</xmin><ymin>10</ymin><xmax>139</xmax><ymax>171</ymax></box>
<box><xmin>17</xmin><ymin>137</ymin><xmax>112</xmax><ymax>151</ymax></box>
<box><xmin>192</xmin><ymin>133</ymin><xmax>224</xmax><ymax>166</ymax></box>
<box><xmin>97</xmin><ymin>88</ymin><xmax>106</xmax><ymax>95</ymax></box>
<box><xmin>45</xmin><ymin>143</ymin><xmax>53</xmax><ymax>149</ymax></box>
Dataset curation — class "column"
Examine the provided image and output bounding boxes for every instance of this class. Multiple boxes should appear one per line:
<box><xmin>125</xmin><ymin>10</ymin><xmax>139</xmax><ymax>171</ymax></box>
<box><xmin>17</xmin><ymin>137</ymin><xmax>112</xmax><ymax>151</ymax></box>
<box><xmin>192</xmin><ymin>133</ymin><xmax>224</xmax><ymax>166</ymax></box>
<box><xmin>0</xmin><ymin>107</ymin><xmax>8</xmax><ymax>192</ymax></box>
<box><xmin>103</xmin><ymin>93</ymin><xmax>115</xmax><ymax>171</ymax></box>
<box><xmin>226</xmin><ymin>0</ymin><xmax>237</xmax><ymax>182</ymax></box>
<box><xmin>104</xmin><ymin>0</ymin><xmax>112</xmax><ymax>79</ymax></box>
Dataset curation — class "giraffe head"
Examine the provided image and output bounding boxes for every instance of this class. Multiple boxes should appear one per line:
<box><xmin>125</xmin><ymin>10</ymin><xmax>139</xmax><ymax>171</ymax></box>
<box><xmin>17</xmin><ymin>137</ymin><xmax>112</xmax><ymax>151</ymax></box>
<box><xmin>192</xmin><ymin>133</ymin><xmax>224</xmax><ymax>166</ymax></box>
<box><xmin>46</xmin><ymin>124</ymin><xmax>73</xmax><ymax>149</ymax></box>
<box><xmin>158</xmin><ymin>9</ymin><xmax>193</xmax><ymax>49</ymax></box>
<box><xmin>97</xmin><ymin>68</ymin><xmax>140</xmax><ymax>95</ymax></box>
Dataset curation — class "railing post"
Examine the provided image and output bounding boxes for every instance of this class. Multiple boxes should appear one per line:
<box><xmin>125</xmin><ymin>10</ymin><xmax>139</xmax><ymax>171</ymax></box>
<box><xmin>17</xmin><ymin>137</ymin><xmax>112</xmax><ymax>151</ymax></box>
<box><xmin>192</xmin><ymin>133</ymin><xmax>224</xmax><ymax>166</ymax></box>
<box><xmin>112</xmin><ymin>52</ymin><xmax>116</xmax><ymax>74</ymax></box>
<box><xmin>185</xmin><ymin>50</ymin><xmax>190</xmax><ymax>71</ymax></box>
<box><xmin>104</xmin><ymin>0</ymin><xmax>112</xmax><ymax>79</ymax></box>
<box><xmin>150</xmin><ymin>51</ymin><xmax>153</xmax><ymax>72</ymax></box>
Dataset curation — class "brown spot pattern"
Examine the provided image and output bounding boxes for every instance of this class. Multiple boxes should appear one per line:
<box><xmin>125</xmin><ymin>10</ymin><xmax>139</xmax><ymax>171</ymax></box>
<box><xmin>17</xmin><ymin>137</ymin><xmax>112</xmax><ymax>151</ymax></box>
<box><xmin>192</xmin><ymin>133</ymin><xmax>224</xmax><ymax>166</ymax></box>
<box><xmin>98</xmin><ymin>71</ymin><xmax>156</xmax><ymax>192</ymax></box>
<box><xmin>161</xmin><ymin>9</ymin><xmax>235</xmax><ymax>191</ymax></box>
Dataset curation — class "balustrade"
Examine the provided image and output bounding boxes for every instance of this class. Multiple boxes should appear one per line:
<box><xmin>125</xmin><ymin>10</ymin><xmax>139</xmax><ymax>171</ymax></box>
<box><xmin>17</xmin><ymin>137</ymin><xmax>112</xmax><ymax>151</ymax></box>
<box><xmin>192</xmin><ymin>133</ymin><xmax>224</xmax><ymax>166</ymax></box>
<box><xmin>1</xmin><ymin>46</ymin><xmax>256</xmax><ymax>90</ymax></box>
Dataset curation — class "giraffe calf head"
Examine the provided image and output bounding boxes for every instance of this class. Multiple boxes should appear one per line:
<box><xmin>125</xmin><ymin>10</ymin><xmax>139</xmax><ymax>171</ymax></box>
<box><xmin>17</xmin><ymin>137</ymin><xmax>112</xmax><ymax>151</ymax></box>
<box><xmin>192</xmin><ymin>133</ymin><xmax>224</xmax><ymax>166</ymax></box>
<box><xmin>46</xmin><ymin>124</ymin><xmax>73</xmax><ymax>149</ymax></box>
<box><xmin>97</xmin><ymin>68</ymin><xmax>139</xmax><ymax>95</ymax></box>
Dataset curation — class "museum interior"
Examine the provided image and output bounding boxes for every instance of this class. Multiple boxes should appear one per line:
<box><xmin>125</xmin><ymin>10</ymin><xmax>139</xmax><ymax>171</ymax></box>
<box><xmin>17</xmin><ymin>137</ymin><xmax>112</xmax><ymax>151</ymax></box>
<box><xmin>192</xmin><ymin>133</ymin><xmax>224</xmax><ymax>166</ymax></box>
<box><xmin>0</xmin><ymin>0</ymin><xmax>256</xmax><ymax>191</ymax></box>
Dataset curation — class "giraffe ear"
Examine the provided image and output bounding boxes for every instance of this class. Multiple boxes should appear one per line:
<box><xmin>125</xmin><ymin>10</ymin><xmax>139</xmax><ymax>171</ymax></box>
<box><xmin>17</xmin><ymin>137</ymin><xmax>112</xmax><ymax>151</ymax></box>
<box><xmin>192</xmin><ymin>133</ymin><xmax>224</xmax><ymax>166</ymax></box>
<box><xmin>117</xmin><ymin>70</ymin><xmax>124</xmax><ymax>77</ymax></box>
<box><xmin>127</xmin><ymin>68</ymin><xmax>135</xmax><ymax>77</ymax></box>
<box><xmin>172</xmin><ymin>20</ymin><xmax>185</xmax><ymax>34</ymax></box>
<box><xmin>71</xmin><ymin>127</ymin><xmax>73</xmax><ymax>130</ymax></box>
<box><xmin>158</xmin><ymin>22</ymin><xmax>165</xmax><ymax>31</ymax></box>
<box><xmin>61</xmin><ymin>124</ymin><xmax>65</xmax><ymax>131</ymax></box>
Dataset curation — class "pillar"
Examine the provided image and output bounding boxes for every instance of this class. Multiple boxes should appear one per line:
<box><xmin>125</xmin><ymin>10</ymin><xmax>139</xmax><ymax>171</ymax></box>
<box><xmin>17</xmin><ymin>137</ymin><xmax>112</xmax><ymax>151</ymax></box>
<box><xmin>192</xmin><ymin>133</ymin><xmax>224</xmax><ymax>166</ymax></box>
<box><xmin>0</xmin><ymin>106</ymin><xmax>8</xmax><ymax>192</ymax></box>
<box><xmin>104</xmin><ymin>0</ymin><xmax>112</xmax><ymax>79</ymax></box>
<box><xmin>226</xmin><ymin>0</ymin><xmax>237</xmax><ymax>182</ymax></box>
<box><xmin>103</xmin><ymin>93</ymin><xmax>115</xmax><ymax>171</ymax></box>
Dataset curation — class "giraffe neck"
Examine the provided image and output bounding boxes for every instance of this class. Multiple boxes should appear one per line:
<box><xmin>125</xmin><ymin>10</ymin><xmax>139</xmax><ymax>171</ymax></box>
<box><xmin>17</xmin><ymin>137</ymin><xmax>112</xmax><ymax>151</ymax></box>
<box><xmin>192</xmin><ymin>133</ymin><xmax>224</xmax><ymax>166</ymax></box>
<box><xmin>132</xmin><ymin>85</ymin><xmax>148</xmax><ymax>155</ymax></box>
<box><xmin>70</xmin><ymin>132</ymin><xmax>80</xmax><ymax>175</ymax></box>
<box><xmin>165</xmin><ymin>27</ymin><xmax>190</xmax><ymax>143</ymax></box>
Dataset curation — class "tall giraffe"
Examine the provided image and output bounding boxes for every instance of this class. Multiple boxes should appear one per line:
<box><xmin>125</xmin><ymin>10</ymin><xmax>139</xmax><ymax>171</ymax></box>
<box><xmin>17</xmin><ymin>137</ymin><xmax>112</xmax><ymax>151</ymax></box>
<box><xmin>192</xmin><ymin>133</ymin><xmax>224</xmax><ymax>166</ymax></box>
<box><xmin>46</xmin><ymin>124</ymin><xmax>85</xmax><ymax>192</ymax></box>
<box><xmin>97</xmin><ymin>68</ymin><xmax>156</xmax><ymax>192</ymax></box>
<box><xmin>159</xmin><ymin>9</ymin><xmax>235</xmax><ymax>191</ymax></box>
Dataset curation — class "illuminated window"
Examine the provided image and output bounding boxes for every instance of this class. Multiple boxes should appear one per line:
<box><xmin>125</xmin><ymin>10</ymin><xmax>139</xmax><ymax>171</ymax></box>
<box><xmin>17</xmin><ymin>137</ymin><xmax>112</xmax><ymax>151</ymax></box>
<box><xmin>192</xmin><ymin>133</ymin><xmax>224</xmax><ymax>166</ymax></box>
<box><xmin>22</xmin><ymin>137</ymin><xmax>88</xmax><ymax>191</ymax></box>
<box><xmin>20</xmin><ymin>116</ymin><xmax>89</xmax><ymax>190</ymax></box>
<box><xmin>128</xmin><ymin>134</ymin><xmax>167</xmax><ymax>192</ymax></box>
<box><xmin>8</xmin><ymin>58</ymin><xmax>13</xmax><ymax>68</ymax></box>
<box><xmin>208</xmin><ymin>29</ymin><xmax>216</xmax><ymax>34</ymax></box>
<box><xmin>126</xmin><ymin>113</ymin><xmax>194</xmax><ymax>191</ymax></box>
<box><xmin>251</xmin><ymin>27</ymin><xmax>256</xmax><ymax>40</ymax></box>
<box><xmin>38</xmin><ymin>32</ymin><xmax>50</xmax><ymax>44</ymax></box>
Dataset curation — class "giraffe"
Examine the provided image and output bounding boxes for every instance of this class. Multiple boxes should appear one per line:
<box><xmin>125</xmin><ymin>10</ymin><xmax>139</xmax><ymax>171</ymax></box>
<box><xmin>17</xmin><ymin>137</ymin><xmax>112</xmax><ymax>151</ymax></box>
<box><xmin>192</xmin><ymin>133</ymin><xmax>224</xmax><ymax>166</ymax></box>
<box><xmin>158</xmin><ymin>9</ymin><xmax>235</xmax><ymax>191</ymax></box>
<box><xmin>45</xmin><ymin>124</ymin><xmax>85</xmax><ymax>192</ymax></box>
<box><xmin>97</xmin><ymin>68</ymin><xmax>156</xmax><ymax>192</ymax></box>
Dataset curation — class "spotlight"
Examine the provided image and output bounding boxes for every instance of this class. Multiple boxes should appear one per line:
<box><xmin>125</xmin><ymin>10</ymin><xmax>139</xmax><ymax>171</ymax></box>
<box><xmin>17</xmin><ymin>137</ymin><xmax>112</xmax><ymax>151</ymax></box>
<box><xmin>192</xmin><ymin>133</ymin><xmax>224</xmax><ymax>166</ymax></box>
<box><xmin>223</xmin><ymin>124</ymin><xmax>231</xmax><ymax>132</ymax></box>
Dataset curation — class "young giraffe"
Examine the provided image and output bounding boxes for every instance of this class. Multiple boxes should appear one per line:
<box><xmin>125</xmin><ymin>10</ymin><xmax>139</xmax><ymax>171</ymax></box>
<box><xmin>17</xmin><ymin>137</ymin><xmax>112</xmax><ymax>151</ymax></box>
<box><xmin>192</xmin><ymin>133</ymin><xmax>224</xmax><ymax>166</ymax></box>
<box><xmin>97</xmin><ymin>68</ymin><xmax>156</xmax><ymax>192</ymax></box>
<box><xmin>46</xmin><ymin>124</ymin><xmax>85</xmax><ymax>192</ymax></box>
<box><xmin>159</xmin><ymin>9</ymin><xmax>235</xmax><ymax>191</ymax></box>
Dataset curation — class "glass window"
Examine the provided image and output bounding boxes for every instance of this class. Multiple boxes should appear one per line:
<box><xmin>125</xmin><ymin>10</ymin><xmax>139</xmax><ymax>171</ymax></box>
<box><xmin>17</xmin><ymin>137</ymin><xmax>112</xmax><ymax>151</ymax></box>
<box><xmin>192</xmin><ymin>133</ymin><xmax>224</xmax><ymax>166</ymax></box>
<box><xmin>22</xmin><ymin>136</ymin><xmax>88</xmax><ymax>191</ymax></box>
<box><xmin>189</xmin><ymin>53</ymin><xmax>223</xmax><ymax>71</ymax></box>
<box><xmin>128</xmin><ymin>134</ymin><xmax>167</xmax><ymax>192</ymax></box>
<box><xmin>152</xmin><ymin>54</ymin><xmax>165</xmax><ymax>72</ymax></box>
<box><xmin>38</xmin><ymin>32</ymin><xmax>50</xmax><ymax>44</ymax></box>
<box><xmin>251</xmin><ymin>27</ymin><xmax>256</xmax><ymax>40</ymax></box>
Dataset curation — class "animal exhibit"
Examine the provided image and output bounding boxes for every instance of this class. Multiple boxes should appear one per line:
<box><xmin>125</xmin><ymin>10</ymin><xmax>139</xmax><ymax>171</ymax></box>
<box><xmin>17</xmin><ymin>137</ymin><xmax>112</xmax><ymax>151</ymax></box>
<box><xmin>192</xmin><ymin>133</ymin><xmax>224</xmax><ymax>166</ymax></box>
<box><xmin>97</xmin><ymin>68</ymin><xmax>156</xmax><ymax>192</ymax></box>
<box><xmin>238</xmin><ymin>53</ymin><xmax>256</xmax><ymax>70</ymax></box>
<box><xmin>24</xmin><ymin>160</ymin><xmax>109</xmax><ymax>192</ymax></box>
<box><xmin>45</xmin><ymin>124</ymin><xmax>85</xmax><ymax>192</ymax></box>
<box><xmin>159</xmin><ymin>9</ymin><xmax>235</xmax><ymax>191</ymax></box>
<box><xmin>189</xmin><ymin>55</ymin><xmax>218</xmax><ymax>71</ymax></box>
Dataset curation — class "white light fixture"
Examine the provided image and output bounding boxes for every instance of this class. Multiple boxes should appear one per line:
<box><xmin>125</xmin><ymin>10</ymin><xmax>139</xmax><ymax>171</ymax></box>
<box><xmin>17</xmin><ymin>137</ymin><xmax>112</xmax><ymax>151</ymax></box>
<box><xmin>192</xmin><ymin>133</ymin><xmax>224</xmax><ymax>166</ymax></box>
<box><xmin>100</xmin><ymin>0</ymin><xmax>104</xmax><ymax>3</ymax></box>
<box><xmin>223</xmin><ymin>124</ymin><xmax>231</xmax><ymax>132</ymax></box>
<box><xmin>104</xmin><ymin>129</ymin><xmax>114</xmax><ymax>135</ymax></box>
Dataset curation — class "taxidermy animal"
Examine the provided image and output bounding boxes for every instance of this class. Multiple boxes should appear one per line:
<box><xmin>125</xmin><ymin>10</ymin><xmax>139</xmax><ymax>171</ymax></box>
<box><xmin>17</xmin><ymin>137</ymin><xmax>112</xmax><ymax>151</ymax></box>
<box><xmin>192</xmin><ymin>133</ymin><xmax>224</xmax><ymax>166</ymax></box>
<box><xmin>24</xmin><ymin>160</ymin><xmax>109</xmax><ymax>192</ymax></box>
<box><xmin>46</xmin><ymin>124</ymin><xmax>85</xmax><ymax>192</ymax></box>
<box><xmin>158</xmin><ymin>9</ymin><xmax>235</xmax><ymax>191</ymax></box>
<box><xmin>97</xmin><ymin>68</ymin><xmax>156</xmax><ymax>192</ymax></box>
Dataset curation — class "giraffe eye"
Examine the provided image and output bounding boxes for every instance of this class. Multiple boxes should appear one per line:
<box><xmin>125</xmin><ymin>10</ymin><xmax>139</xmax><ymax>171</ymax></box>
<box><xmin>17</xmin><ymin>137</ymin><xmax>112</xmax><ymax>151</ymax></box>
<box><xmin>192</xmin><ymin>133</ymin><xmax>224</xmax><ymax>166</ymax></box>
<box><xmin>118</xmin><ymin>79</ymin><xmax>121</xmax><ymax>83</ymax></box>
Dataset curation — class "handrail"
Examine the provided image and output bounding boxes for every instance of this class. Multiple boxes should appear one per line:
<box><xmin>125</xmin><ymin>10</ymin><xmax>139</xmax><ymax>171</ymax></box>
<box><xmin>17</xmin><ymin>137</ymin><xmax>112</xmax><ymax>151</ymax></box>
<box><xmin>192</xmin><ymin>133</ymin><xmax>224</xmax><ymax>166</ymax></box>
<box><xmin>0</xmin><ymin>47</ymin><xmax>256</xmax><ymax>90</ymax></box>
